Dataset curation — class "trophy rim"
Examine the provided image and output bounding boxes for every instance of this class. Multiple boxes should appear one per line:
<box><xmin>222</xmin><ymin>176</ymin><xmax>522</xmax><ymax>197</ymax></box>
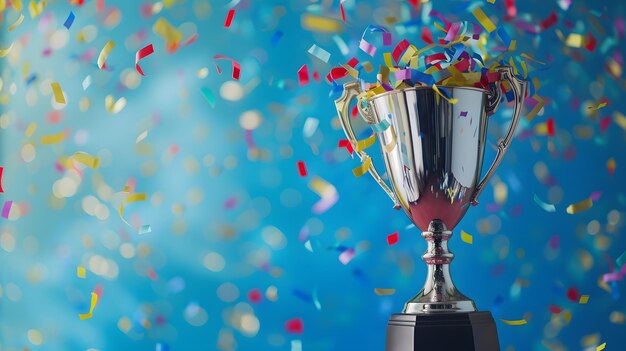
<box><xmin>368</xmin><ymin>85</ymin><xmax>488</xmax><ymax>102</ymax></box>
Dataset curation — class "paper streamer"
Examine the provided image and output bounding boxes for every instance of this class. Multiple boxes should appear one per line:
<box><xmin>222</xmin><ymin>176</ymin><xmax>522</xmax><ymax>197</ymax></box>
<box><xmin>97</xmin><ymin>40</ymin><xmax>115</xmax><ymax>69</ymax></box>
<box><xmin>432</xmin><ymin>84</ymin><xmax>458</xmax><ymax>104</ymax></box>
<box><xmin>41</xmin><ymin>132</ymin><xmax>66</xmax><ymax>144</ymax></box>
<box><xmin>374</xmin><ymin>288</ymin><xmax>396</xmax><ymax>296</ymax></box>
<box><xmin>355</xmin><ymin>134</ymin><xmax>376</xmax><ymax>152</ymax></box>
<box><xmin>214</xmin><ymin>55</ymin><xmax>241</xmax><ymax>80</ymax></box>
<box><xmin>472</xmin><ymin>7</ymin><xmax>496</xmax><ymax>33</ymax></box>
<box><xmin>118</xmin><ymin>192</ymin><xmax>147</xmax><ymax>228</ymax></box>
<box><xmin>461</xmin><ymin>230</ymin><xmax>473</xmax><ymax>244</ymax></box>
<box><xmin>566</xmin><ymin>198</ymin><xmax>593</xmax><ymax>214</ymax></box>
<box><xmin>64</xmin><ymin>11</ymin><xmax>75</xmax><ymax>29</ymax></box>
<box><xmin>73</xmin><ymin>152</ymin><xmax>100</xmax><ymax>168</ymax></box>
<box><xmin>135</xmin><ymin>44</ymin><xmax>154</xmax><ymax>76</ymax></box>
<box><xmin>51</xmin><ymin>82</ymin><xmax>66</xmax><ymax>104</ymax></box>
<box><xmin>79</xmin><ymin>292</ymin><xmax>98</xmax><ymax>320</ymax></box>
<box><xmin>1</xmin><ymin>201</ymin><xmax>12</xmax><ymax>219</ymax></box>
<box><xmin>8</xmin><ymin>14</ymin><xmax>25</xmax><ymax>31</ymax></box>
<box><xmin>307</xmin><ymin>44</ymin><xmax>331</xmax><ymax>63</ymax></box>
<box><xmin>352</xmin><ymin>157</ymin><xmax>372</xmax><ymax>177</ymax></box>
<box><xmin>500</xmin><ymin>319</ymin><xmax>527</xmax><ymax>326</ymax></box>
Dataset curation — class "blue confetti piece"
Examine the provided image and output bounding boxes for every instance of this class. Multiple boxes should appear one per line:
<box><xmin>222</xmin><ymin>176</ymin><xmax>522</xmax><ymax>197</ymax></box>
<box><xmin>156</xmin><ymin>343</ymin><xmax>169</xmax><ymax>351</ymax></box>
<box><xmin>270</xmin><ymin>30</ymin><xmax>283</xmax><ymax>46</ymax></box>
<box><xmin>496</xmin><ymin>26</ymin><xmax>511</xmax><ymax>48</ymax></box>
<box><xmin>64</xmin><ymin>11</ymin><xmax>75</xmax><ymax>30</ymax></box>
<box><xmin>292</xmin><ymin>289</ymin><xmax>313</xmax><ymax>303</ymax></box>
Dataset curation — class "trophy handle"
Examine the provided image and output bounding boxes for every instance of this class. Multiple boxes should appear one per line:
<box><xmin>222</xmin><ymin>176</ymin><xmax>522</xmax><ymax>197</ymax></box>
<box><xmin>471</xmin><ymin>66</ymin><xmax>528</xmax><ymax>206</ymax></box>
<box><xmin>335</xmin><ymin>82</ymin><xmax>401</xmax><ymax>209</ymax></box>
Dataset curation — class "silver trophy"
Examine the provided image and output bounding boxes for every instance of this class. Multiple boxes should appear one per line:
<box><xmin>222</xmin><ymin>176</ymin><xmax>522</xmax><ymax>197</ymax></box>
<box><xmin>335</xmin><ymin>66</ymin><xmax>526</xmax><ymax>351</ymax></box>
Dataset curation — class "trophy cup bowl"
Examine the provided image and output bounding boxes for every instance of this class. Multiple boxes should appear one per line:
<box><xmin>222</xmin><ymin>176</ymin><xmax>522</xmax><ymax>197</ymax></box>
<box><xmin>335</xmin><ymin>66</ymin><xmax>527</xmax><ymax>351</ymax></box>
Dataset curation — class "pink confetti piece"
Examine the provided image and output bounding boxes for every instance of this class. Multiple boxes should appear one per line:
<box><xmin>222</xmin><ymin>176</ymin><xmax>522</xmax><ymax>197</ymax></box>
<box><xmin>359</xmin><ymin>38</ymin><xmax>377</xmax><ymax>57</ymax></box>
<box><xmin>339</xmin><ymin>248</ymin><xmax>356</xmax><ymax>265</ymax></box>
<box><xmin>1</xmin><ymin>200</ymin><xmax>12</xmax><ymax>219</ymax></box>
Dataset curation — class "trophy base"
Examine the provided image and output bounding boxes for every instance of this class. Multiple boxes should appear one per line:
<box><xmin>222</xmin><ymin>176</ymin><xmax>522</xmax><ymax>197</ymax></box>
<box><xmin>386</xmin><ymin>311</ymin><xmax>500</xmax><ymax>351</ymax></box>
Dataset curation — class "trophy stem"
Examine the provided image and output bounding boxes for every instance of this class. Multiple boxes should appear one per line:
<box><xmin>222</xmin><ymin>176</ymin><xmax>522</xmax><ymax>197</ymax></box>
<box><xmin>403</xmin><ymin>220</ymin><xmax>476</xmax><ymax>314</ymax></box>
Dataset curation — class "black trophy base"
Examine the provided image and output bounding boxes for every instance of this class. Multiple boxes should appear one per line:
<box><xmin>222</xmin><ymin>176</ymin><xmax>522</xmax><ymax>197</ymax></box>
<box><xmin>386</xmin><ymin>311</ymin><xmax>500</xmax><ymax>351</ymax></box>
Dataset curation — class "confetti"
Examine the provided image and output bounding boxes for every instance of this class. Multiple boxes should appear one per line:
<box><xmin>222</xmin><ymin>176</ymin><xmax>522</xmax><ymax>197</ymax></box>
<box><xmin>374</xmin><ymin>288</ymin><xmax>396</xmax><ymax>296</ymax></box>
<box><xmin>213</xmin><ymin>55</ymin><xmax>241</xmax><ymax>80</ymax></box>
<box><xmin>64</xmin><ymin>11</ymin><xmax>75</xmax><ymax>29</ymax></box>
<box><xmin>565</xmin><ymin>33</ymin><xmax>585</xmax><ymax>48</ymax></box>
<box><xmin>72</xmin><ymin>152</ymin><xmax>100</xmax><ymax>168</ymax></box>
<box><xmin>296</xmin><ymin>161</ymin><xmax>307</xmax><ymax>177</ymax></box>
<box><xmin>79</xmin><ymin>292</ymin><xmax>98</xmax><ymax>320</ymax></box>
<box><xmin>472</xmin><ymin>7</ymin><xmax>496</xmax><ymax>33</ymax></box>
<box><xmin>0</xmin><ymin>44</ymin><xmax>13</xmax><ymax>58</ymax></box>
<box><xmin>153</xmin><ymin>18</ymin><xmax>183</xmax><ymax>49</ymax></box>
<box><xmin>297</xmin><ymin>64</ymin><xmax>309</xmax><ymax>86</ymax></box>
<box><xmin>82</xmin><ymin>75</ymin><xmax>92</xmax><ymax>90</ymax></box>
<box><xmin>136</xmin><ymin>131</ymin><xmax>148</xmax><ymax>143</ymax></box>
<box><xmin>566</xmin><ymin>286</ymin><xmax>579</xmax><ymax>302</ymax></box>
<box><xmin>352</xmin><ymin>157</ymin><xmax>372</xmax><ymax>177</ymax></box>
<box><xmin>118</xmin><ymin>192</ymin><xmax>147</xmax><ymax>228</ymax></box>
<box><xmin>308</xmin><ymin>177</ymin><xmax>338</xmax><ymax>214</ymax></box>
<box><xmin>135</xmin><ymin>44</ymin><xmax>154</xmax><ymax>76</ymax></box>
<box><xmin>97</xmin><ymin>40</ymin><xmax>115</xmax><ymax>69</ymax></box>
<box><xmin>301</xmin><ymin>14</ymin><xmax>343</xmax><ymax>33</ymax></box>
<box><xmin>105</xmin><ymin>95</ymin><xmax>127</xmax><ymax>113</ymax></box>
<box><xmin>224</xmin><ymin>9</ymin><xmax>235</xmax><ymax>28</ymax></box>
<box><xmin>8</xmin><ymin>14</ymin><xmax>25</xmax><ymax>32</ymax></box>
<box><xmin>41</xmin><ymin>132</ymin><xmax>66</xmax><ymax>144</ymax></box>
<box><xmin>338</xmin><ymin>139</ymin><xmax>354</xmax><ymax>155</ymax></box>
<box><xmin>387</xmin><ymin>232</ymin><xmax>399</xmax><ymax>245</ymax></box>
<box><xmin>338</xmin><ymin>248</ymin><xmax>356</xmax><ymax>264</ymax></box>
<box><xmin>432</xmin><ymin>84</ymin><xmax>458</xmax><ymax>104</ymax></box>
<box><xmin>355</xmin><ymin>134</ymin><xmax>376</xmax><ymax>152</ymax></box>
<box><xmin>285</xmin><ymin>318</ymin><xmax>304</xmax><ymax>334</ymax></box>
<box><xmin>0</xmin><ymin>167</ymin><xmax>4</xmax><ymax>193</ymax></box>
<box><xmin>607</xmin><ymin>158</ymin><xmax>616</xmax><ymax>176</ymax></box>
<box><xmin>500</xmin><ymin>319</ymin><xmax>527</xmax><ymax>326</ymax></box>
<box><xmin>50</xmin><ymin>82</ymin><xmax>66</xmax><ymax>104</ymax></box>
<box><xmin>139</xmin><ymin>224</ymin><xmax>151</xmax><ymax>235</ymax></box>
<box><xmin>307</xmin><ymin>44</ymin><xmax>331</xmax><ymax>63</ymax></box>
<box><xmin>579</xmin><ymin>295</ymin><xmax>589</xmax><ymax>304</ymax></box>
<box><xmin>77</xmin><ymin>266</ymin><xmax>86</xmax><ymax>278</ymax></box>
<box><xmin>597</xmin><ymin>343</ymin><xmax>606</xmax><ymax>351</ymax></box>
<box><xmin>588</xmin><ymin>102</ymin><xmax>607</xmax><ymax>111</ymax></box>
<box><xmin>291</xmin><ymin>340</ymin><xmax>302</xmax><ymax>351</ymax></box>
<box><xmin>461</xmin><ymin>230</ymin><xmax>473</xmax><ymax>244</ymax></box>
<box><xmin>566</xmin><ymin>198</ymin><xmax>593</xmax><ymax>214</ymax></box>
<box><xmin>200</xmin><ymin>87</ymin><xmax>215</xmax><ymax>108</ymax></box>
<box><xmin>533</xmin><ymin>194</ymin><xmax>556</xmax><ymax>212</ymax></box>
<box><xmin>1</xmin><ymin>201</ymin><xmax>12</xmax><ymax>219</ymax></box>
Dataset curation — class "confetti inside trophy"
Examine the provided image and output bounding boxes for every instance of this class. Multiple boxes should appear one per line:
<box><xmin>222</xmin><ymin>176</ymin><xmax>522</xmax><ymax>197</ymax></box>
<box><xmin>335</xmin><ymin>66</ymin><xmax>527</xmax><ymax>351</ymax></box>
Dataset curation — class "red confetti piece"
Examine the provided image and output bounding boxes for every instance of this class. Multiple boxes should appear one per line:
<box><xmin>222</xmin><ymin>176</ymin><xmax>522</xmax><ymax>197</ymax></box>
<box><xmin>425</xmin><ymin>53</ymin><xmax>447</xmax><ymax>65</ymax></box>
<box><xmin>135</xmin><ymin>44</ymin><xmax>154</xmax><ymax>76</ymax></box>
<box><xmin>224</xmin><ymin>9</ymin><xmax>235</xmax><ymax>28</ymax></box>
<box><xmin>392</xmin><ymin>39</ymin><xmax>410</xmax><ymax>63</ymax></box>
<box><xmin>338</xmin><ymin>139</ymin><xmax>354</xmax><ymax>155</ymax></box>
<box><xmin>408</xmin><ymin>0</ymin><xmax>419</xmax><ymax>8</ymax></box>
<box><xmin>312</xmin><ymin>70</ymin><xmax>321</xmax><ymax>82</ymax></box>
<box><xmin>285</xmin><ymin>318</ymin><xmax>304</xmax><ymax>334</ymax></box>
<box><xmin>248</xmin><ymin>288</ymin><xmax>262</xmax><ymax>303</ymax></box>
<box><xmin>387</xmin><ymin>232</ymin><xmax>399</xmax><ymax>245</ymax></box>
<box><xmin>339</xmin><ymin>1</ymin><xmax>346</xmax><ymax>22</ymax></box>
<box><xmin>546</xmin><ymin>117</ymin><xmax>555</xmax><ymax>136</ymax></box>
<box><xmin>298</xmin><ymin>64</ymin><xmax>309</xmax><ymax>86</ymax></box>
<box><xmin>69</xmin><ymin>0</ymin><xmax>85</xmax><ymax>5</ymax></box>
<box><xmin>297</xmin><ymin>161</ymin><xmax>308</xmax><ymax>177</ymax></box>
<box><xmin>585</xmin><ymin>33</ymin><xmax>597</xmax><ymax>51</ymax></box>
<box><xmin>421</xmin><ymin>27</ymin><xmax>433</xmax><ymax>44</ymax></box>
<box><xmin>504</xmin><ymin>0</ymin><xmax>516</xmax><ymax>18</ymax></box>
<box><xmin>548</xmin><ymin>304</ymin><xmax>563</xmax><ymax>314</ymax></box>
<box><xmin>0</xmin><ymin>166</ymin><xmax>4</xmax><ymax>193</ymax></box>
<box><xmin>566</xmin><ymin>286</ymin><xmax>579</xmax><ymax>302</ymax></box>
<box><xmin>351</xmin><ymin>105</ymin><xmax>358</xmax><ymax>118</ymax></box>
<box><xmin>540</xmin><ymin>11</ymin><xmax>557</xmax><ymax>30</ymax></box>
<box><xmin>600</xmin><ymin>116</ymin><xmax>611</xmax><ymax>133</ymax></box>
<box><xmin>214</xmin><ymin>55</ymin><xmax>241</xmax><ymax>80</ymax></box>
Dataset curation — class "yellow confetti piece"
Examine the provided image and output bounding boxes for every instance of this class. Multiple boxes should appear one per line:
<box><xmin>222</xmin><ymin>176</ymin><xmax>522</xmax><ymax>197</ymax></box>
<box><xmin>79</xmin><ymin>292</ymin><xmax>98</xmax><ymax>320</ymax></box>
<box><xmin>77</xmin><ymin>266</ymin><xmax>86</xmax><ymax>279</ymax></box>
<box><xmin>614</xmin><ymin>111</ymin><xmax>626</xmax><ymax>131</ymax></box>
<box><xmin>308</xmin><ymin>177</ymin><xmax>336</xmax><ymax>198</ymax></box>
<box><xmin>301</xmin><ymin>14</ymin><xmax>344</xmax><ymax>34</ymax></box>
<box><xmin>355</xmin><ymin>134</ymin><xmax>376</xmax><ymax>152</ymax></box>
<box><xmin>28</xmin><ymin>0</ymin><xmax>46</xmax><ymax>18</ymax></box>
<box><xmin>432</xmin><ymin>84</ymin><xmax>458</xmax><ymax>104</ymax></box>
<box><xmin>72</xmin><ymin>152</ymin><xmax>100</xmax><ymax>169</ymax></box>
<box><xmin>597</xmin><ymin>342</ymin><xmax>606</xmax><ymax>351</ymax></box>
<box><xmin>565</xmin><ymin>33</ymin><xmax>585</xmax><ymax>48</ymax></box>
<box><xmin>97</xmin><ymin>40</ymin><xmax>115</xmax><ymax>69</ymax></box>
<box><xmin>525</xmin><ymin>100</ymin><xmax>544</xmax><ymax>122</ymax></box>
<box><xmin>579</xmin><ymin>295</ymin><xmax>589</xmax><ymax>304</ymax></box>
<box><xmin>374</xmin><ymin>288</ymin><xmax>396</xmax><ymax>296</ymax></box>
<box><xmin>461</xmin><ymin>230</ymin><xmax>473</xmax><ymax>244</ymax></box>
<box><xmin>508</xmin><ymin>39</ymin><xmax>516</xmax><ymax>51</ymax></box>
<box><xmin>50</xmin><ymin>82</ymin><xmax>66</xmax><ymax>104</ymax></box>
<box><xmin>352</xmin><ymin>157</ymin><xmax>372</xmax><ymax>177</ymax></box>
<box><xmin>500</xmin><ymin>319</ymin><xmax>527</xmax><ymax>326</ymax></box>
<box><xmin>41</xmin><ymin>132</ymin><xmax>66</xmax><ymax>145</ymax></box>
<box><xmin>25</xmin><ymin>122</ymin><xmax>37</xmax><ymax>137</ymax></box>
<box><xmin>588</xmin><ymin>102</ymin><xmax>607</xmax><ymax>111</ymax></box>
<box><xmin>119</xmin><ymin>192</ymin><xmax>147</xmax><ymax>227</ymax></box>
<box><xmin>487</xmin><ymin>0</ymin><xmax>496</xmax><ymax>3</ymax></box>
<box><xmin>12</xmin><ymin>0</ymin><xmax>22</xmax><ymax>11</ymax></box>
<box><xmin>8</xmin><ymin>14</ymin><xmax>24</xmax><ymax>31</ymax></box>
<box><xmin>472</xmin><ymin>7</ymin><xmax>496</xmax><ymax>33</ymax></box>
<box><xmin>566</xmin><ymin>198</ymin><xmax>593</xmax><ymax>214</ymax></box>
<box><xmin>0</xmin><ymin>43</ymin><xmax>14</xmax><ymax>58</ymax></box>
<box><xmin>562</xmin><ymin>310</ymin><xmax>572</xmax><ymax>324</ymax></box>
<box><xmin>153</xmin><ymin>18</ymin><xmax>184</xmax><ymax>47</ymax></box>
<box><xmin>105</xmin><ymin>95</ymin><xmax>127</xmax><ymax>113</ymax></box>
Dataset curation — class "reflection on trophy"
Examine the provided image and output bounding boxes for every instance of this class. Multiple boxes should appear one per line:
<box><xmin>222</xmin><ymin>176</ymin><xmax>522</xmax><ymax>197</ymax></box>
<box><xmin>335</xmin><ymin>66</ymin><xmax>527</xmax><ymax>351</ymax></box>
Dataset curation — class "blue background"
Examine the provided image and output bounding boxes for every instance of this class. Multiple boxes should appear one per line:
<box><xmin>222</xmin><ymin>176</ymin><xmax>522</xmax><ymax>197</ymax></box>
<box><xmin>1</xmin><ymin>0</ymin><xmax>625</xmax><ymax>350</ymax></box>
